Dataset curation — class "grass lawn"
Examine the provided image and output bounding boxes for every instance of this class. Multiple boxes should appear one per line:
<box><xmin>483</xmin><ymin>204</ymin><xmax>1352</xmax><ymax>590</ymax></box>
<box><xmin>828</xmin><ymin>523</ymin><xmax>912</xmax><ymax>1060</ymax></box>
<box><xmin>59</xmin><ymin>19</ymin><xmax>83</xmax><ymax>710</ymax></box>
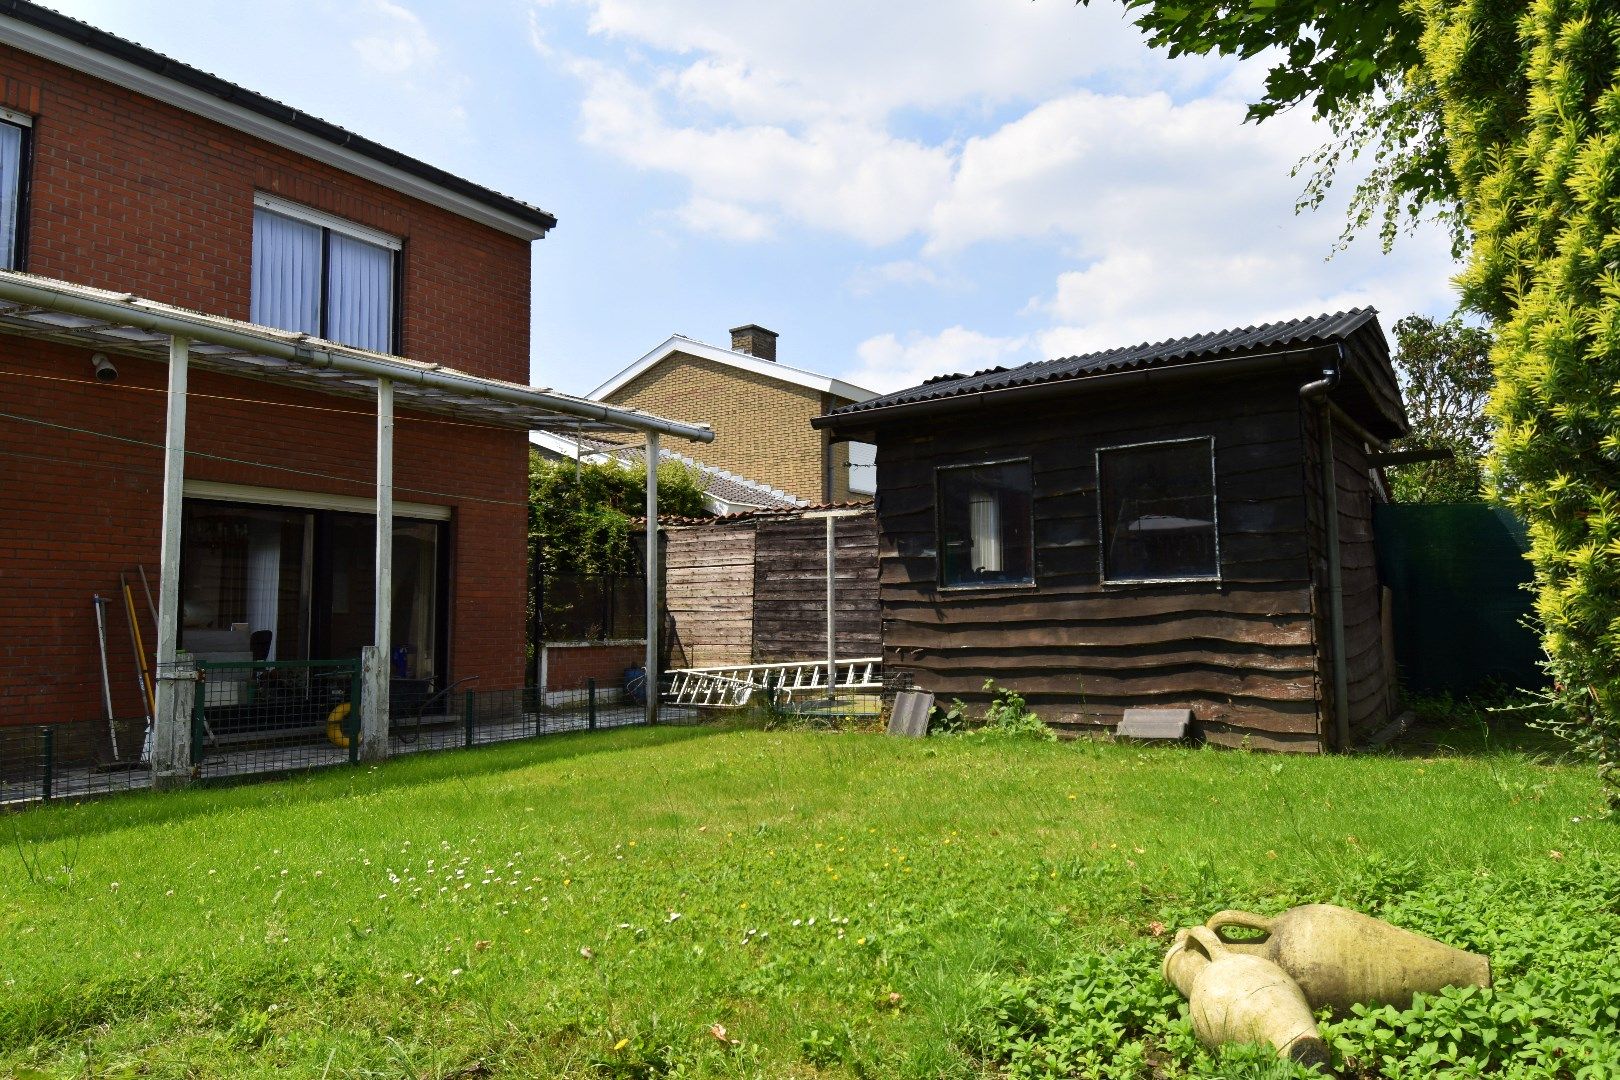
<box><xmin>1</xmin><ymin>719</ymin><xmax>1615</xmax><ymax>1078</ymax></box>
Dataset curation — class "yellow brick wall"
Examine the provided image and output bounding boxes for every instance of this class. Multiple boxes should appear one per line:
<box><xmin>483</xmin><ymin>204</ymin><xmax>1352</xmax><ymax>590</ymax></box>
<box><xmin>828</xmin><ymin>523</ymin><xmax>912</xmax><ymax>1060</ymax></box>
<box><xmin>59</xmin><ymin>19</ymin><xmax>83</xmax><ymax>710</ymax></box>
<box><xmin>602</xmin><ymin>351</ymin><xmax>856</xmax><ymax>502</ymax></box>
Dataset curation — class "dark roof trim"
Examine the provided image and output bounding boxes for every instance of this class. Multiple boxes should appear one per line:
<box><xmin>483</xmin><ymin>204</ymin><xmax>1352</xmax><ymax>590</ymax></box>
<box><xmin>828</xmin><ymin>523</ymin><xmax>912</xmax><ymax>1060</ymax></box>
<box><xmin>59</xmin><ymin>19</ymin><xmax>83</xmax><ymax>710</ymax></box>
<box><xmin>0</xmin><ymin>0</ymin><xmax>557</xmax><ymax>239</ymax></box>
<box><xmin>822</xmin><ymin>308</ymin><xmax>1381</xmax><ymax>423</ymax></box>
<box><xmin>813</xmin><ymin>346</ymin><xmax>1331</xmax><ymax>431</ymax></box>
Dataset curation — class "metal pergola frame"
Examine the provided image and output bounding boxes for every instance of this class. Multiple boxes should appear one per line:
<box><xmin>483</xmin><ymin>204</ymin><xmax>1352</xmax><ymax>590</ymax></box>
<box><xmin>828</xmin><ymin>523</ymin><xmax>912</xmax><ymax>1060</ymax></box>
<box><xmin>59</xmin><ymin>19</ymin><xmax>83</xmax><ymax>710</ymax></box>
<box><xmin>0</xmin><ymin>269</ymin><xmax>712</xmax><ymax>783</ymax></box>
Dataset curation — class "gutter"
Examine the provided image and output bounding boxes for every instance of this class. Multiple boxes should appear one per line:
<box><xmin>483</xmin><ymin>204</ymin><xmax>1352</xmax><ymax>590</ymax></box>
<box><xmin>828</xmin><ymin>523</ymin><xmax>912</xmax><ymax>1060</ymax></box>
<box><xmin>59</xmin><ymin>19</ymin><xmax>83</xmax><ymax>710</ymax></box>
<box><xmin>812</xmin><ymin>345</ymin><xmax>1337</xmax><ymax>430</ymax></box>
<box><xmin>0</xmin><ymin>273</ymin><xmax>715</xmax><ymax>444</ymax></box>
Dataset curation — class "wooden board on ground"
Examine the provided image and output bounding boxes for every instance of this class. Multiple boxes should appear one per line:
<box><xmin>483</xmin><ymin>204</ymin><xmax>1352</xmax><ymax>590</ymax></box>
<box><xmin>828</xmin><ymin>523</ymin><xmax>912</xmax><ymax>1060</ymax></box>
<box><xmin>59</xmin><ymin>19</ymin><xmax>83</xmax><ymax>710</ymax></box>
<box><xmin>1115</xmin><ymin>707</ymin><xmax>1193</xmax><ymax>741</ymax></box>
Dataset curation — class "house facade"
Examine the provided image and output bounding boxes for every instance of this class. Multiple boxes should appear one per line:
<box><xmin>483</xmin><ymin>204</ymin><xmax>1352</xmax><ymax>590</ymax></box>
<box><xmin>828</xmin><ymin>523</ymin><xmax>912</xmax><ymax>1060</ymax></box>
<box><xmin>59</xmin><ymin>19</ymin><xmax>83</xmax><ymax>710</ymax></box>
<box><xmin>591</xmin><ymin>325</ymin><xmax>877</xmax><ymax>503</ymax></box>
<box><xmin>0</xmin><ymin>2</ymin><xmax>706</xmax><ymax>761</ymax></box>
<box><xmin>816</xmin><ymin>310</ymin><xmax>1410</xmax><ymax>752</ymax></box>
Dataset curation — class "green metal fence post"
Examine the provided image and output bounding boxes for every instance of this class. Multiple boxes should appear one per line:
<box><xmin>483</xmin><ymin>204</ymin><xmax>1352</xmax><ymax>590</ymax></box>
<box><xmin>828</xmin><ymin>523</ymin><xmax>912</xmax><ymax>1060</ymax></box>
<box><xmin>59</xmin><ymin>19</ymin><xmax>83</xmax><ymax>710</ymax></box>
<box><xmin>40</xmin><ymin>726</ymin><xmax>53</xmax><ymax>803</ymax></box>
<box><xmin>587</xmin><ymin>678</ymin><xmax>597</xmax><ymax>730</ymax></box>
<box><xmin>349</xmin><ymin>662</ymin><xmax>362</xmax><ymax>766</ymax></box>
<box><xmin>464</xmin><ymin>690</ymin><xmax>476</xmax><ymax>748</ymax></box>
<box><xmin>191</xmin><ymin>663</ymin><xmax>207</xmax><ymax>768</ymax></box>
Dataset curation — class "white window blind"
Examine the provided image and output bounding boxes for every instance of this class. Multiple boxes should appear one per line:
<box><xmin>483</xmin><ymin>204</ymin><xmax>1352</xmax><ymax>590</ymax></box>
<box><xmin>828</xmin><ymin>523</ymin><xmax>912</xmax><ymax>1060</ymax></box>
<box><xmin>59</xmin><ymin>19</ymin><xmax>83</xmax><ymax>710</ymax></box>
<box><xmin>327</xmin><ymin>230</ymin><xmax>394</xmax><ymax>353</ymax></box>
<box><xmin>0</xmin><ymin>120</ymin><xmax>23</xmax><ymax>270</ymax></box>
<box><xmin>250</xmin><ymin>200</ymin><xmax>397</xmax><ymax>352</ymax></box>
<box><xmin>251</xmin><ymin>208</ymin><xmax>321</xmax><ymax>336</ymax></box>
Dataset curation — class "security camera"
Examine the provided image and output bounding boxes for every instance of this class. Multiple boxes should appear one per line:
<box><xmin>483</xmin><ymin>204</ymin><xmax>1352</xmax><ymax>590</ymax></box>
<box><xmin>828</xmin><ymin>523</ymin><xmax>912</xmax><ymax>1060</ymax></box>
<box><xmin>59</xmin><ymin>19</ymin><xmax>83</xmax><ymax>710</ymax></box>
<box><xmin>91</xmin><ymin>353</ymin><xmax>118</xmax><ymax>382</ymax></box>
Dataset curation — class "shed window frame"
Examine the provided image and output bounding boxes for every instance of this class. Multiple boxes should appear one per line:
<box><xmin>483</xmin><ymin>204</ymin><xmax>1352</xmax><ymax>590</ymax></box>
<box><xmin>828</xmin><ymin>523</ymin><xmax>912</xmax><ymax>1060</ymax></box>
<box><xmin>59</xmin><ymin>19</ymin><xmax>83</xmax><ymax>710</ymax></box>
<box><xmin>251</xmin><ymin>193</ymin><xmax>402</xmax><ymax>354</ymax></box>
<box><xmin>1095</xmin><ymin>435</ymin><xmax>1221</xmax><ymax>586</ymax></box>
<box><xmin>935</xmin><ymin>456</ymin><xmax>1037</xmax><ymax>591</ymax></box>
<box><xmin>0</xmin><ymin>107</ymin><xmax>34</xmax><ymax>272</ymax></box>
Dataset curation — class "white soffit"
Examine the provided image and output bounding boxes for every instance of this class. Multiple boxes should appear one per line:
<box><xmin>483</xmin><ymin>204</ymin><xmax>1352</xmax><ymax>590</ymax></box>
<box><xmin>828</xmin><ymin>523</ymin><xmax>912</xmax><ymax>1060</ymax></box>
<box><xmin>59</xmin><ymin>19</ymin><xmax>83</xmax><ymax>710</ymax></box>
<box><xmin>0</xmin><ymin>18</ymin><xmax>550</xmax><ymax>241</ymax></box>
<box><xmin>185</xmin><ymin>480</ymin><xmax>451</xmax><ymax>521</ymax></box>
<box><xmin>590</xmin><ymin>335</ymin><xmax>877</xmax><ymax>403</ymax></box>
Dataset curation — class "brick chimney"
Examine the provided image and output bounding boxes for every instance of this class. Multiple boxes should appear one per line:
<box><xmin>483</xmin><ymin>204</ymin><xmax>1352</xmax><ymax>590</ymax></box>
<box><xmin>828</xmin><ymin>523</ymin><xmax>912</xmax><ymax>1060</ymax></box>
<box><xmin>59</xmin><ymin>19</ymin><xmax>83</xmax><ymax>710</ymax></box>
<box><xmin>730</xmin><ymin>324</ymin><xmax>778</xmax><ymax>362</ymax></box>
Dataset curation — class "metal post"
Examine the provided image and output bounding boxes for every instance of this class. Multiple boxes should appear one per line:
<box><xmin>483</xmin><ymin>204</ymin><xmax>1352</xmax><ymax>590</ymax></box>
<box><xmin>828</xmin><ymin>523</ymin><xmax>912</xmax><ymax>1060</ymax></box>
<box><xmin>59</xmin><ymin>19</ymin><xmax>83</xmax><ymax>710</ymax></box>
<box><xmin>151</xmin><ymin>335</ymin><xmax>195</xmax><ymax>790</ymax></box>
<box><xmin>361</xmin><ymin>377</ymin><xmax>393</xmax><ymax>762</ymax></box>
<box><xmin>348</xmin><ymin>662</ymin><xmax>362</xmax><ymax>766</ymax></box>
<box><xmin>587</xmin><ymin>677</ymin><xmax>597</xmax><ymax>729</ymax></box>
<box><xmin>464</xmin><ymin>689</ymin><xmax>476</xmax><ymax>749</ymax></box>
<box><xmin>826</xmin><ymin>514</ymin><xmax>837</xmax><ymax>695</ymax></box>
<box><xmin>644</xmin><ymin>432</ymin><xmax>660</xmax><ymax>725</ymax></box>
<box><xmin>40</xmin><ymin>726</ymin><xmax>53</xmax><ymax>802</ymax></box>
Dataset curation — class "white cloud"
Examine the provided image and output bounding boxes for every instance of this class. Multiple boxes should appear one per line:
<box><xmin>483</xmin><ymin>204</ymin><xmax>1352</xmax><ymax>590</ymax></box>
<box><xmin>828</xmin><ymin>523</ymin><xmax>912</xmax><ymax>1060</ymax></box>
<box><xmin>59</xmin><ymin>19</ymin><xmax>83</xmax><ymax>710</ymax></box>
<box><xmin>849</xmin><ymin>326</ymin><xmax>1034</xmax><ymax>394</ymax></box>
<box><xmin>673</xmin><ymin>196</ymin><xmax>775</xmax><ymax>241</ymax></box>
<box><xmin>846</xmin><ymin>259</ymin><xmax>949</xmax><ymax>296</ymax></box>
<box><xmin>537</xmin><ymin>0</ymin><xmax>1460</xmax><ymax>383</ymax></box>
<box><xmin>570</xmin><ymin>57</ymin><xmax>953</xmax><ymax>245</ymax></box>
<box><xmin>353</xmin><ymin>0</ymin><xmax>440</xmax><ymax>76</ymax></box>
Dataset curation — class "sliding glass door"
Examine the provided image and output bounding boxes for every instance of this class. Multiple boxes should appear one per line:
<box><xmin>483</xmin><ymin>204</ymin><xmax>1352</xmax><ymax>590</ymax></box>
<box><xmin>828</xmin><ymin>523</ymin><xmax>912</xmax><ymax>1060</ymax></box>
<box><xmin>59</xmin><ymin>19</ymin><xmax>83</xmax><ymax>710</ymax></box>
<box><xmin>181</xmin><ymin>500</ymin><xmax>447</xmax><ymax>685</ymax></box>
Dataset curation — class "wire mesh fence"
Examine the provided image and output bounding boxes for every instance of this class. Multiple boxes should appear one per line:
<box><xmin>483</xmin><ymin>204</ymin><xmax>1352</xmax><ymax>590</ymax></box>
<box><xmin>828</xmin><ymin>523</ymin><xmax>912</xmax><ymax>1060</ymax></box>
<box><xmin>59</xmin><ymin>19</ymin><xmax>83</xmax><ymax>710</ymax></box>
<box><xmin>1</xmin><ymin>666</ymin><xmax>669</xmax><ymax>809</ymax></box>
<box><xmin>192</xmin><ymin>659</ymin><xmax>363</xmax><ymax>780</ymax></box>
<box><xmin>540</xmin><ymin>573</ymin><xmax>646</xmax><ymax>641</ymax></box>
<box><xmin>0</xmin><ymin>718</ymin><xmax>151</xmax><ymax>806</ymax></box>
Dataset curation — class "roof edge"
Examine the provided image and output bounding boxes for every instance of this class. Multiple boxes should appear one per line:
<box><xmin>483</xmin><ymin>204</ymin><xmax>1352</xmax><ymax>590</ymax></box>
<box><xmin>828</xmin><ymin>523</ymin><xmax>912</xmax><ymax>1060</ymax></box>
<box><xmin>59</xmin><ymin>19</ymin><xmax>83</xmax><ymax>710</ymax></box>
<box><xmin>590</xmin><ymin>333</ymin><xmax>877</xmax><ymax>403</ymax></box>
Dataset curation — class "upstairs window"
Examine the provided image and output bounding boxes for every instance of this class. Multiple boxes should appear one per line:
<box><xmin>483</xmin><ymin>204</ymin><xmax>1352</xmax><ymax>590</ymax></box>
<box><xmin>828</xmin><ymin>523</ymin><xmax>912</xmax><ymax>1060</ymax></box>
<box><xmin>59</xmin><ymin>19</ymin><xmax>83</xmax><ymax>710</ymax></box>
<box><xmin>938</xmin><ymin>459</ymin><xmax>1034</xmax><ymax>587</ymax></box>
<box><xmin>251</xmin><ymin>194</ymin><xmax>399</xmax><ymax>353</ymax></box>
<box><xmin>0</xmin><ymin>112</ymin><xmax>30</xmax><ymax>270</ymax></box>
<box><xmin>1098</xmin><ymin>437</ymin><xmax>1218</xmax><ymax>583</ymax></box>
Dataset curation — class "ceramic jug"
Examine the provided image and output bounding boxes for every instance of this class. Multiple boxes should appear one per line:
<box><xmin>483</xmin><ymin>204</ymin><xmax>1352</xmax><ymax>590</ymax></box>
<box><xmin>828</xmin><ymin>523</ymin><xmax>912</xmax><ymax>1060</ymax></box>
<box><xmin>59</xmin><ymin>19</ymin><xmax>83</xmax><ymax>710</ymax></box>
<box><xmin>1206</xmin><ymin>904</ymin><xmax>1491</xmax><ymax>1014</ymax></box>
<box><xmin>1163</xmin><ymin>926</ymin><xmax>1330</xmax><ymax>1067</ymax></box>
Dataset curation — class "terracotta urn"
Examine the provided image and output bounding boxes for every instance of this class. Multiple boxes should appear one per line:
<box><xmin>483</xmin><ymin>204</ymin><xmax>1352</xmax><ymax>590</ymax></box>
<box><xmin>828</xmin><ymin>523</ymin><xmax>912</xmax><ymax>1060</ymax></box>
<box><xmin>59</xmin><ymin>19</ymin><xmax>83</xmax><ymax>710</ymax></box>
<box><xmin>1206</xmin><ymin>905</ymin><xmax>1491</xmax><ymax>1014</ymax></box>
<box><xmin>1163</xmin><ymin>926</ymin><xmax>1330</xmax><ymax>1068</ymax></box>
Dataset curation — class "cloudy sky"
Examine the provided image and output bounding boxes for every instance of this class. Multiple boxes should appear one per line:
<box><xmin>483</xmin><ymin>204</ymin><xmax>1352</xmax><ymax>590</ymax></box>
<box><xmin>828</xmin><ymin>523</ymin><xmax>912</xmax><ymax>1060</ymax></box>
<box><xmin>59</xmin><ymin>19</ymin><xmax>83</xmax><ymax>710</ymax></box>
<box><xmin>49</xmin><ymin>0</ymin><xmax>1459</xmax><ymax>396</ymax></box>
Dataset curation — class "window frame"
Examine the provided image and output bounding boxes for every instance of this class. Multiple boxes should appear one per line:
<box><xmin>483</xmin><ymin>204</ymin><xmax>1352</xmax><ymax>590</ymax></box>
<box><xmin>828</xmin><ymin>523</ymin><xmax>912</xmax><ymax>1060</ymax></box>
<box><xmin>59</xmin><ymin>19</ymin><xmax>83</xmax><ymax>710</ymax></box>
<box><xmin>0</xmin><ymin>106</ymin><xmax>34</xmax><ymax>272</ymax></box>
<box><xmin>251</xmin><ymin>192</ymin><xmax>403</xmax><ymax>354</ymax></box>
<box><xmin>1095</xmin><ymin>435</ymin><xmax>1221</xmax><ymax>587</ymax></box>
<box><xmin>934</xmin><ymin>456</ymin><xmax>1037</xmax><ymax>592</ymax></box>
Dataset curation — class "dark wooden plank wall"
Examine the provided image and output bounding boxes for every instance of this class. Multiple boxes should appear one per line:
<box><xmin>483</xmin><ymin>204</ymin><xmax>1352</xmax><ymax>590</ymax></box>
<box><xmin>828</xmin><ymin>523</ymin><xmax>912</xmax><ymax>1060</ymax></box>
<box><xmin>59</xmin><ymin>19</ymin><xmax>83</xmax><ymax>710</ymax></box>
<box><xmin>1301</xmin><ymin>402</ymin><xmax>1394</xmax><ymax>746</ymax></box>
<box><xmin>752</xmin><ymin>514</ymin><xmax>881</xmax><ymax>663</ymax></box>
<box><xmin>664</xmin><ymin>524</ymin><xmax>755</xmax><ymax>668</ymax></box>
<box><xmin>876</xmin><ymin>378</ymin><xmax>1328</xmax><ymax>751</ymax></box>
<box><xmin>1332</xmin><ymin>419</ymin><xmax>1392</xmax><ymax>741</ymax></box>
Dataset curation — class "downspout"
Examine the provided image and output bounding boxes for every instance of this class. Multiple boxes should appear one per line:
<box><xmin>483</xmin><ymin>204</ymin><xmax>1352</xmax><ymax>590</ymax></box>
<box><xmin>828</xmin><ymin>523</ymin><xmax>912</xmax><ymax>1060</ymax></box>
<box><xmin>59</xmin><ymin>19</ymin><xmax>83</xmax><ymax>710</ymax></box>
<box><xmin>1300</xmin><ymin>349</ymin><xmax>1349</xmax><ymax>752</ymax></box>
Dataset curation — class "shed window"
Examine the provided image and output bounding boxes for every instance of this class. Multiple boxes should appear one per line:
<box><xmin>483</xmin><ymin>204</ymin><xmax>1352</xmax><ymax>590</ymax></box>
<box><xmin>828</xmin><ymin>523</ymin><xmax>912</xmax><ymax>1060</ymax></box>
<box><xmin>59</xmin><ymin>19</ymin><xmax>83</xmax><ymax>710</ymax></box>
<box><xmin>0</xmin><ymin>116</ymin><xmax>29</xmax><ymax>270</ymax></box>
<box><xmin>251</xmin><ymin>196</ymin><xmax>398</xmax><ymax>353</ymax></box>
<box><xmin>938</xmin><ymin>460</ymin><xmax>1033</xmax><ymax>587</ymax></box>
<box><xmin>1098</xmin><ymin>437</ymin><xmax>1218</xmax><ymax>582</ymax></box>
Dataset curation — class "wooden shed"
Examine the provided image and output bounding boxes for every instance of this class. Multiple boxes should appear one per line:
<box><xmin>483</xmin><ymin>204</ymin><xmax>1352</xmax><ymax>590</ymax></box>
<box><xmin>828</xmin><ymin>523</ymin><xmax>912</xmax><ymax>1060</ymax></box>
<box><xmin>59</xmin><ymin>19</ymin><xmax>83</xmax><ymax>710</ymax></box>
<box><xmin>813</xmin><ymin>309</ymin><xmax>1409</xmax><ymax>752</ymax></box>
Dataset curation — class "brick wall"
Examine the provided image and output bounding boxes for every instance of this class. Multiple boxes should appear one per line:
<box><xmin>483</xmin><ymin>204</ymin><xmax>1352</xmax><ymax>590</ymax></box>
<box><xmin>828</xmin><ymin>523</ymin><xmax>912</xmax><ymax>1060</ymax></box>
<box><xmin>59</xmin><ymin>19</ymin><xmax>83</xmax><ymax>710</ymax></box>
<box><xmin>540</xmin><ymin>642</ymin><xmax>644</xmax><ymax>695</ymax></box>
<box><xmin>0</xmin><ymin>45</ymin><xmax>532</xmax><ymax>382</ymax></box>
<box><xmin>602</xmin><ymin>351</ymin><xmax>856</xmax><ymax>502</ymax></box>
<box><xmin>0</xmin><ymin>340</ymin><xmax>530</xmax><ymax>728</ymax></box>
<box><xmin>0</xmin><ymin>46</ymin><xmax>535</xmax><ymax>727</ymax></box>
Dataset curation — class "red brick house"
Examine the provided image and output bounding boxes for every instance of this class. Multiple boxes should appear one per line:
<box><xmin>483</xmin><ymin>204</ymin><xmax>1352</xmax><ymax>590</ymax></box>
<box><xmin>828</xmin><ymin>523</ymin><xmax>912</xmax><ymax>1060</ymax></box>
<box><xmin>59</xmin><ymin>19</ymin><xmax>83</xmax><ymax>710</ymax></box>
<box><xmin>0</xmin><ymin>2</ymin><xmax>708</xmax><ymax>782</ymax></box>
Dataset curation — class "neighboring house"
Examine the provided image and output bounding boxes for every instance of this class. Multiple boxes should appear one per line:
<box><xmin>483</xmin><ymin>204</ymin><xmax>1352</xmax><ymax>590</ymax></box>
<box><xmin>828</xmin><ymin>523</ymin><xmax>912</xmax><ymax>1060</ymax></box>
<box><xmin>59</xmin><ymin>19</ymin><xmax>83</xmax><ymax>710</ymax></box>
<box><xmin>590</xmin><ymin>325</ymin><xmax>878</xmax><ymax>503</ymax></box>
<box><xmin>815</xmin><ymin>310</ymin><xmax>1410</xmax><ymax>753</ymax></box>
<box><xmin>531</xmin><ymin>431</ymin><xmax>807</xmax><ymax>515</ymax></box>
<box><xmin>0</xmin><ymin>2</ymin><xmax>705</xmax><ymax>765</ymax></box>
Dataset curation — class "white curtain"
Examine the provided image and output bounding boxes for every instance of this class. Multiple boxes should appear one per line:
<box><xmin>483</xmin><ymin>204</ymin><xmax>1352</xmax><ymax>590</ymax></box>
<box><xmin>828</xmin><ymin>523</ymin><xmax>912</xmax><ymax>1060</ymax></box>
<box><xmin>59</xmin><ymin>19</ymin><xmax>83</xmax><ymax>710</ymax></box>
<box><xmin>327</xmin><ymin>231</ymin><xmax>394</xmax><ymax>352</ymax></box>
<box><xmin>969</xmin><ymin>490</ymin><xmax>1003</xmax><ymax>573</ymax></box>
<box><xmin>0</xmin><ymin>122</ymin><xmax>22</xmax><ymax>270</ymax></box>
<box><xmin>246</xmin><ymin>518</ymin><xmax>282</xmax><ymax>660</ymax></box>
<box><xmin>251</xmin><ymin>208</ymin><xmax>321</xmax><ymax>335</ymax></box>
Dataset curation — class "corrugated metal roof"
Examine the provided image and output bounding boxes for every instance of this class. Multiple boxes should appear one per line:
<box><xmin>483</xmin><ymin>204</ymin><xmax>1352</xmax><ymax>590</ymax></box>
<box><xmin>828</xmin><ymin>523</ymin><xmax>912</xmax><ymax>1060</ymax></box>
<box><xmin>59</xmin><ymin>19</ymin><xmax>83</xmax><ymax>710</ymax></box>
<box><xmin>830</xmin><ymin>308</ymin><xmax>1379</xmax><ymax>417</ymax></box>
<box><xmin>0</xmin><ymin>0</ymin><xmax>556</xmax><ymax>235</ymax></box>
<box><xmin>606</xmin><ymin>443</ymin><xmax>809</xmax><ymax>511</ymax></box>
<box><xmin>654</xmin><ymin>501</ymin><xmax>874</xmax><ymax>527</ymax></box>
